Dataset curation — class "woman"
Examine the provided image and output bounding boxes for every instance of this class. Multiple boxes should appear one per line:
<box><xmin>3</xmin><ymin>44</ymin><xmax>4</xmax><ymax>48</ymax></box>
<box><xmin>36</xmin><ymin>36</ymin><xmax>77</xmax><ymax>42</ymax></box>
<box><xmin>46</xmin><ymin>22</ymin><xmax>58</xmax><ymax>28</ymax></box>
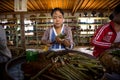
<box><xmin>41</xmin><ymin>8</ymin><xmax>74</xmax><ymax>51</ymax></box>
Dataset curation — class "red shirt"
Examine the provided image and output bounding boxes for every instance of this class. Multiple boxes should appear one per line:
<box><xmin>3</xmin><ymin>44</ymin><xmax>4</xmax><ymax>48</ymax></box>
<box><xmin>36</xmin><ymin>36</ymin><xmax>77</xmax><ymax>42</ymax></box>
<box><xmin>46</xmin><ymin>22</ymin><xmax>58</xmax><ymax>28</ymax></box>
<box><xmin>91</xmin><ymin>21</ymin><xmax>117</xmax><ymax>57</ymax></box>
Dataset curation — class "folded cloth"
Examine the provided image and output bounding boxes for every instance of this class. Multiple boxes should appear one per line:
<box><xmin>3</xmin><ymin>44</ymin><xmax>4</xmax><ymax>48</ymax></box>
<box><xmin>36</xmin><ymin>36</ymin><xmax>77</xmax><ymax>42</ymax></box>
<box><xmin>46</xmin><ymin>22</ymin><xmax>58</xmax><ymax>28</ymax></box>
<box><xmin>0</xmin><ymin>26</ymin><xmax>12</xmax><ymax>58</ymax></box>
<box><xmin>0</xmin><ymin>53</ymin><xmax>9</xmax><ymax>63</ymax></box>
<box><xmin>104</xmin><ymin>72</ymin><xmax>120</xmax><ymax>80</ymax></box>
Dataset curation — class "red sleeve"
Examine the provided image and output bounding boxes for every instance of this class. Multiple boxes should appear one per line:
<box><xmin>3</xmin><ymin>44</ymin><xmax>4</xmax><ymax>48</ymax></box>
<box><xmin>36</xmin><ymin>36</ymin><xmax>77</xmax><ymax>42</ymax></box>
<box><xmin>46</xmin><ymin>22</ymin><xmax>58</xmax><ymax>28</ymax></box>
<box><xmin>91</xmin><ymin>24</ymin><xmax>111</xmax><ymax>49</ymax></box>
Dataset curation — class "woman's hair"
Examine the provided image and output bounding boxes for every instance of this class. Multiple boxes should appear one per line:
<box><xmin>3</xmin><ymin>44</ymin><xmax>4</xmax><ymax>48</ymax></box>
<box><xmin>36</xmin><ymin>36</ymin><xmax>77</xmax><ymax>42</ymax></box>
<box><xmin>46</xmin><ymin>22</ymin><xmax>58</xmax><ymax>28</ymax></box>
<box><xmin>113</xmin><ymin>4</ymin><xmax>120</xmax><ymax>24</ymax></box>
<box><xmin>51</xmin><ymin>8</ymin><xmax>64</xmax><ymax>17</ymax></box>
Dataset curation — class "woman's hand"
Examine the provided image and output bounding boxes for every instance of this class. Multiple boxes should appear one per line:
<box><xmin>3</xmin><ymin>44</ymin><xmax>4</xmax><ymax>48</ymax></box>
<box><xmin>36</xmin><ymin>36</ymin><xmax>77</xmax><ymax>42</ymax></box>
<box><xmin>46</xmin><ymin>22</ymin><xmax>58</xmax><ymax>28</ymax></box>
<box><xmin>55</xmin><ymin>36</ymin><xmax>70</xmax><ymax>47</ymax></box>
<box><xmin>55</xmin><ymin>36</ymin><xmax>63</xmax><ymax>44</ymax></box>
<box><xmin>62</xmin><ymin>39</ymin><xmax>70</xmax><ymax>47</ymax></box>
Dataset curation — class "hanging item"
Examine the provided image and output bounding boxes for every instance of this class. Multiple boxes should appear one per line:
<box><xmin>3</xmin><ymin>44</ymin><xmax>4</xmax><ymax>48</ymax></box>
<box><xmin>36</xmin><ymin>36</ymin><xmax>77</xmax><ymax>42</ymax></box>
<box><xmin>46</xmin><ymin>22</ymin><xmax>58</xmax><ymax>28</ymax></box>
<box><xmin>30</xmin><ymin>15</ymin><xmax>36</xmax><ymax>22</ymax></box>
<box><xmin>14</xmin><ymin>0</ymin><xmax>27</xmax><ymax>12</ymax></box>
<box><xmin>98</xmin><ymin>12</ymin><xmax>104</xmax><ymax>17</ymax></box>
<box><xmin>91</xmin><ymin>11</ymin><xmax>96</xmax><ymax>17</ymax></box>
<box><xmin>84</xmin><ymin>12</ymin><xmax>87</xmax><ymax>17</ymax></box>
<box><xmin>79</xmin><ymin>13</ymin><xmax>81</xmax><ymax>17</ymax></box>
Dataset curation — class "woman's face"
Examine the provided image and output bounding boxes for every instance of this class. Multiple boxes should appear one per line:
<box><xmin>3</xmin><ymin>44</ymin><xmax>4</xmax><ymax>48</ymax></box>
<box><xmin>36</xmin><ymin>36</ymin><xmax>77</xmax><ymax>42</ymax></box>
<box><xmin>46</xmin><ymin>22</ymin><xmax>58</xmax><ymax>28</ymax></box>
<box><xmin>52</xmin><ymin>10</ymin><xmax>64</xmax><ymax>28</ymax></box>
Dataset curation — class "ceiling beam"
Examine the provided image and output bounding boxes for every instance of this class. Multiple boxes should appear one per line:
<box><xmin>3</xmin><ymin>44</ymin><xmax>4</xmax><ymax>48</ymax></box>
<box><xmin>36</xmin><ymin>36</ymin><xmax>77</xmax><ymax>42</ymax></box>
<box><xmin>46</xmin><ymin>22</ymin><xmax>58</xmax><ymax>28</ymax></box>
<box><xmin>65</xmin><ymin>0</ymin><xmax>68</xmax><ymax>9</ymax></box>
<box><xmin>28</xmin><ymin>0</ymin><xmax>36</xmax><ymax>10</ymax></box>
<box><xmin>72</xmin><ymin>0</ymin><xmax>80</xmax><ymax>15</ymax></box>
<box><xmin>0</xmin><ymin>5</ymin><xmax>10</xmax><ymax>12</ymax></box>
<box><xmin>2</xmin><ymin>0</ymin><xmax>14</xmax><ymax>10</ymax></box>
<box><xmin>34</xmin><ymin>0</ymin><xmax>41</xmax><ymax>10</ymax></box>
<box><xmin>44</xmin><ymin>0</ymin><xmax>49</xmax><ymax>12</ymax></box>
<box><xmin>38</xmin><ymin>0</ymin><xmax>45</xmax><ymax>10</ymax></box>
<box><xmin>0</xmin><ymin>0</ymin><xmax>119</xmax><ymax>14</ymax></box>
<box><xmin>50</xmin><ymin>0</ymin><xmax>54</xmax><ymax>9</ymax></box>
<box><xmin>83</xmin><ymin>0</ymin><xmax>94</xmax><ymax>10</ymax></box>
<box><xmin>92</xmin><ymin>0</ymin><xmax>105</xmax><ymax>10</ymax></box>
<box><xmin>72</xmin><ymin>0</ymin><xmax>84</xmax><ymax>15</ymax></box>
<box><xmin>96</xmin><ymin>0</ymin><xmax>109</xmax><ymax>10</ymax></box>
<box><xmin>87</xmin><ymin>0</ymin><xmax>97</xmax><ymax>10</ymax></box>
<box><xmin>102</xmin><ymin>0</ymin><xmax>120</xmax><ymax>10</ymax></box>
<box><xmin>0</xmin><ymin>1</ymin><xmax>13</xmax><ymax>11</ymax></box>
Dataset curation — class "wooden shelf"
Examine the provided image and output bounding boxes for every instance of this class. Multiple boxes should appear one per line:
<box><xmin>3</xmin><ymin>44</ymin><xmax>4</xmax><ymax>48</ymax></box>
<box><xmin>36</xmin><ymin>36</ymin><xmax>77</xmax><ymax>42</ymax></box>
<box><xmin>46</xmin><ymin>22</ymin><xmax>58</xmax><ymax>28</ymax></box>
<box><xmin>0</xmin><ymin>15</ymin><xmax>109</xmax><ymax>47</ymax></box>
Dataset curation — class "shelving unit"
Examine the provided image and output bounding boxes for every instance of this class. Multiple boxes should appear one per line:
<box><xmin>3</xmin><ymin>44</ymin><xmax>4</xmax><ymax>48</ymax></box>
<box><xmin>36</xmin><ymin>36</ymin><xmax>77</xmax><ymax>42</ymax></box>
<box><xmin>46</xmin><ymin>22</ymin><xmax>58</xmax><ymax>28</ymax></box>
<box><xmin>25</xmin><ymin>16</ymin><xmax>52</xmax><ymax>48</ymax></box>
<box><xmin>0</xmin><ymin>16</ymin><xmax>26</xmax><ymax>58</ymax></box>
<box><xmin>0</xmin><ymin>18</ymin><xmax>21</xmax><ymax>46</ymax></box>
<box><xmin>0</xmin><ymin>12</ymin><xmax>109</xmax><ymax>48</ymax></box>
<box><xmin>77</xmin><ymin>16</ymin><xmax>109</xmax><ymax>46</ymax></box>
<box><xmin>24</xmin><ymin>16</ymin><xmax>78</xmax><ymax>48</ymax></box>
<box><xmin>64</xmin><ymin>16</ymin><xmax>79</xmax><ymax>45</ymax></box>
<box><xmin>24</xmin><ymin>15</ymin><xmax>109</xmax><ymax>47</ymax></box>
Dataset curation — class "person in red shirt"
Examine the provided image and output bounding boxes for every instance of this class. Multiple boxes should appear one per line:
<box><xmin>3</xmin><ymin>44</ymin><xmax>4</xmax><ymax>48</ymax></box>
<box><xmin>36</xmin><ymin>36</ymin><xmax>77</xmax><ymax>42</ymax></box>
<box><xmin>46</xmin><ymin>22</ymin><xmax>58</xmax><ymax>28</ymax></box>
<box><xmin>91</xmin><ymin>4</ymin><xmax>120</xmax><ymax>80</ymax></box>
<box><xmin>91</xmin><ymin>4</ymin><xmax>120</xmax><ymax>58</ymax></box>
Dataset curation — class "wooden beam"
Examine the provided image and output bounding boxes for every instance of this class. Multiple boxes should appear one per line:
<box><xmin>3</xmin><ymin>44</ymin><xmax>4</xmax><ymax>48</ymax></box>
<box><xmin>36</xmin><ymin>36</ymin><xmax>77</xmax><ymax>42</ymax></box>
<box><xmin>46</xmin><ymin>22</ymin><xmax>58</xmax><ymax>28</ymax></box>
<box><xmin>44</xmin><ymin>0</ymin><xmax>49</xmax><ymax>11</ymax></box>
<box><xmin>2</xmin><ymin>0</ymin><xmax>14</xmax><ymax>10</ymax></box>
<box><xmin>81</xmin><ymin>0</ymin><xmax>89</xmax><ymax>10</ymax></box>
<box><xmin>27</xmin><ymin>3</ymin><xmax>33</xmax><ymax>10</ymax></box>
<box><xmin>28</xmin><ymin>0</ymin><xmax>36</xmax><ymax>10</ymax></box>
<box><xmin>0</xmin><ymin>5</ymin><xmax>10</xmax><ymax>12</ymax></box>
<box><xmin>33</xmin><ymin>0</ymin><xmax>41</xmax><ymax>10</ymax></box>
<box><xmin>96</xmin><ymin>0</ymin><xmax>110</xmax><ymax>10</ymax></box>
<box><xmin>72</xmin><ymin>0</ymin><xmax>79</xmax><ymax>14</ymax></box>
<box><xmin>38</xmin><ymin>0</ymin><xmax>45</xmax><ymax>10</ymax></box>
<box><xmin>50</xmin><ymin>0</ymin><xmax>54</xmax><ymax>9</ymax></box>
<box><xmin>87</xmin><ymin>0</ymin><xmax>97</xmax><ymax>10</ymax></box>
<box><xmin>0</xmin><ymin>1</ymin><xmax>13</xmax><ymax>11</ymax></box>
<box><xmin>102</xmin><ymin>0</ymin><xmax>120</xmax><ymax>10</ymax></box>
<box><xmin>72</xmin><ymin>0</ymin><xmax>84</xmax><ymax>15</ymax></box>
<box><xmin>20</xmin><ymin>13</ymin><xmax>26</xmax><ymax>49</ymax></box>
<box><xmin>65</xmin><ymin>0</ymin><xmax>68</xmax><ymax>9</ymax></box>
<box><xmin>83</xmin><ymin>0</ymin><xmax>94</xmax><ymax>10</ymax></box>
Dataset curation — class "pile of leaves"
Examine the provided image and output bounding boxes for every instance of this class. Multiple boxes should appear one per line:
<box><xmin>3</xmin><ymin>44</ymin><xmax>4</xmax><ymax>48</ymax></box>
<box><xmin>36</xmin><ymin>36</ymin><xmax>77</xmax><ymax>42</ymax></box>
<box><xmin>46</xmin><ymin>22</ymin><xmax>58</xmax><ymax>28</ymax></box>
<box><xmin>21</xmin><ymin>50</ymin><xmax>104</xmax><ymax>80</ymax></box>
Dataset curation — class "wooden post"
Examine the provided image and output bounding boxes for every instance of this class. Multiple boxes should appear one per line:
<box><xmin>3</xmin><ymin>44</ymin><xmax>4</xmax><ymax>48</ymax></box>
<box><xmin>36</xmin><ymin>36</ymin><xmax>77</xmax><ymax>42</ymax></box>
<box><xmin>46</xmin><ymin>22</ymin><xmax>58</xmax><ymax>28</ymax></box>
<box><xmin>20</xmin><ymin>13</ymin><xmax>26</xmax><ymax>50</ymax></box>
